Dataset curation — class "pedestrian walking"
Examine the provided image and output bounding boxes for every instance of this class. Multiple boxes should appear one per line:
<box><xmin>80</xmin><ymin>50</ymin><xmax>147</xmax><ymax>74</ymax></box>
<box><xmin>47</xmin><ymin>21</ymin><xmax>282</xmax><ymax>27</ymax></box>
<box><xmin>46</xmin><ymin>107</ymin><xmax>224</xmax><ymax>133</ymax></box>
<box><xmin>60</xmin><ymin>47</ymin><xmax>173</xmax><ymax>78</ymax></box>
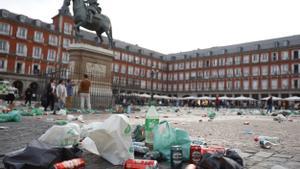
<box><xmin>56</xmin><ymin>79</ymin><xmax>67</xmax><ymax>110</ymax></box>
<box><xmin>44</xmin><ymin>79</ymin><xmax>56</xmax><ymax>112</ymax></box>
<box><xmin>24</xmin><ymin>86</ymin><xmax>33</xmax><ymax>106</ymax></box>
<box><xmin>6</xmin><ymin>85</ymin><xmax>16</xmax><ymax>104</ymax></box>
<box><xmin>266</xmin><ymin>96</ymin><xmax>273</xmax><ymax>114</ymax></box>
<box><xmin>65</xmin><ymin>79</ymin><xmax>75</xmax><ymax>110</ymax></box>
<box><xmin>215</xmin><ymin>95</ymin><xmax>220</xmax><ymax>111</ymax></box>
<box><xmin>79</xmin><ymin>74</ymin><xmax>91</xmax><ymax>110</ymax></box>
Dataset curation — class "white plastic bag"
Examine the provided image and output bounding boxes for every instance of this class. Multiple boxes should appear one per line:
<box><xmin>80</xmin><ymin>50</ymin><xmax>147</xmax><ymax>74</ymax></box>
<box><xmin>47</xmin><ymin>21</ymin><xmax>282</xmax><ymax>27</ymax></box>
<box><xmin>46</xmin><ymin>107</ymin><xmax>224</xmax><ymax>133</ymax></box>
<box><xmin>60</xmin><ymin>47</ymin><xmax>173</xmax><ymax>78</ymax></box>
<box><xmin>38</xmin><ymin>123</ymin><xmax>80</xmax><ymax>147</ymax></box>
<box><xmin>81</xmin><ymin>114</ymin><xmax>134</xmax><ymax>165</ymax></box>
<box><xmin>57</xmin><ymin>109</ymin><xmax>67</xmax><ymax>115</ymax></box>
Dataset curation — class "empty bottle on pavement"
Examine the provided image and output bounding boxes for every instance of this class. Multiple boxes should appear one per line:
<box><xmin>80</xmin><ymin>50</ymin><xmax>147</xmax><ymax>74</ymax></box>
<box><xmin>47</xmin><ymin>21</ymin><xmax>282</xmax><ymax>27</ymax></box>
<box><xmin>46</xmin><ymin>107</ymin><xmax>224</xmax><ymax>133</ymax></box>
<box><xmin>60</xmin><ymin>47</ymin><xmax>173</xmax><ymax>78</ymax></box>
<box><xmin>145</xmin><ymin>106</ymin><xmax>159</xmax><ymax>146</ymax></box>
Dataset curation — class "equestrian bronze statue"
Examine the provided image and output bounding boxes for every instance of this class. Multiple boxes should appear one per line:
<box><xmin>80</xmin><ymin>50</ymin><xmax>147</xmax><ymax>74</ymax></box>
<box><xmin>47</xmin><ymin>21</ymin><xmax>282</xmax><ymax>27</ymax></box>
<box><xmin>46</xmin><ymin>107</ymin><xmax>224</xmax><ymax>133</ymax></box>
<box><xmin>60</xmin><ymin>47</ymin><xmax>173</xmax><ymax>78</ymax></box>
<box><xmin>62</xmin><ymin>0</ymin><xmax>114</xmax><ymax>48</ymax></box>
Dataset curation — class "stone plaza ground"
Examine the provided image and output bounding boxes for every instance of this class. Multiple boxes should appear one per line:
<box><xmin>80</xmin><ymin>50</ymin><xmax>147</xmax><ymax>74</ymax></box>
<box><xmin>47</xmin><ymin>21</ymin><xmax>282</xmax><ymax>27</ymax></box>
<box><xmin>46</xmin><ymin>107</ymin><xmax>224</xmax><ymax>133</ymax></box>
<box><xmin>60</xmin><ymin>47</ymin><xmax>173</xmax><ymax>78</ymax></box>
<box><xmin>0</xmin><ymin>107</ymin><xmax>300</xmax><ymax>169</ymax></box>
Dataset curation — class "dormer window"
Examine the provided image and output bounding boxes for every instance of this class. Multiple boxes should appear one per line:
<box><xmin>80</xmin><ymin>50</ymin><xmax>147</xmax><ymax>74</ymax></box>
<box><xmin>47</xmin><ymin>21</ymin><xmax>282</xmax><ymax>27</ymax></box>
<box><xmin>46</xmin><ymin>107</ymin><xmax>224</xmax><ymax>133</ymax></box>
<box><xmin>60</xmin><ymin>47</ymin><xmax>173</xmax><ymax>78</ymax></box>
<box><xmin>34</xmin><ymin>20</ymin><xmax>42</xmax><ymax>27</ymax></box>
<box><xmin>18</xmin><ymin>15</ymin><xmax>27</xmax><ymax>23</ymax></box>
<box><xmin>0</xmin><ymin>22</ymin><xmax>11</xmax><ymax>35</ymax></box>
<box><xmin>283</xmin><ymin>40</ymin><xmax>289</xmax><ymax>47</ymax></box>
<box><xmin>1</xmin><ymin>10</ymin><xmax>9</xmax><ymax>18</ymax></box>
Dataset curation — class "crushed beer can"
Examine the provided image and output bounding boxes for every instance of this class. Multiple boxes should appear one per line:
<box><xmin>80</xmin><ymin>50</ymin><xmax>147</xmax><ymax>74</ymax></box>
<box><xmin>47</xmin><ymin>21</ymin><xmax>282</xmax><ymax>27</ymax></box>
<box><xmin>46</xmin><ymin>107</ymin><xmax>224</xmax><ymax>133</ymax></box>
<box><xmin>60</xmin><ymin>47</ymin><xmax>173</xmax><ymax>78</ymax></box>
<box><xmin>123</xmin><ymin>159</ymin><xmax>158</xmax><ymax>169</ymax></box>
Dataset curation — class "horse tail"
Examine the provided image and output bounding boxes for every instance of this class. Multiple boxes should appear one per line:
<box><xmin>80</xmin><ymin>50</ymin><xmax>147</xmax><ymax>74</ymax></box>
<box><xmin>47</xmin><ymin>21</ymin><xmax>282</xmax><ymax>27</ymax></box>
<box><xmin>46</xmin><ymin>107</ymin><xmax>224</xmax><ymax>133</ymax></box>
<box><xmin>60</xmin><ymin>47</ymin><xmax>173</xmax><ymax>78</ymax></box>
<box><xmin>109</xmin><ymin>26</ymin><xmax>114</xmax><ymax>47</ymax></box>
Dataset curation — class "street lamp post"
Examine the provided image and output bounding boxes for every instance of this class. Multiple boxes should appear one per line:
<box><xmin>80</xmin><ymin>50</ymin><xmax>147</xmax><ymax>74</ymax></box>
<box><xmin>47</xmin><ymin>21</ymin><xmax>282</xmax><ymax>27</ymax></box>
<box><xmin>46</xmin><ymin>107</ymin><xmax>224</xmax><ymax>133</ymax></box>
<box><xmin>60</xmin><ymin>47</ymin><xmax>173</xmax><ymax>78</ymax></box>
<box><xmin>150</xmin><ymin>66</ymin><xmax>158</xmax><ymax>104</ymax></box>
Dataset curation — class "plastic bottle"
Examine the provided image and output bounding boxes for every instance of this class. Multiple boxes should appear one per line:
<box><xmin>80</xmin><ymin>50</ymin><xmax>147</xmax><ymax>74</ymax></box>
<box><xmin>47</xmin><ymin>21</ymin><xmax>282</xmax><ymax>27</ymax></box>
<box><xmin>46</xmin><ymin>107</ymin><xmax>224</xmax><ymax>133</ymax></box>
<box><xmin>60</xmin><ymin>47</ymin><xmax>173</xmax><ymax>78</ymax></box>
<box><xmin>254</xmin><ymin>136</ymin><xmax>280</xmax><ymax>145</ymax></box>
<box><xmin>145</xmin><ymin>106</ymin><xmax>159</xmax><ymax>146</ymax></box>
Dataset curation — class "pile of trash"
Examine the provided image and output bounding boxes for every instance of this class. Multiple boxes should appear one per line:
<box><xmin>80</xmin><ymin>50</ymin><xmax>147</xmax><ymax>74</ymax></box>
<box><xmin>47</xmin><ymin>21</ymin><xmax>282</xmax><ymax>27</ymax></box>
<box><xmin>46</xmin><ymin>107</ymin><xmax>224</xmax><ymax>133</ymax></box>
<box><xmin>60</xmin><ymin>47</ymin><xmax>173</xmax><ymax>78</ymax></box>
<box><xmin>1</xmin><ymin>106</ymin><xmax>246</xmax><ymax>169</ymax></box>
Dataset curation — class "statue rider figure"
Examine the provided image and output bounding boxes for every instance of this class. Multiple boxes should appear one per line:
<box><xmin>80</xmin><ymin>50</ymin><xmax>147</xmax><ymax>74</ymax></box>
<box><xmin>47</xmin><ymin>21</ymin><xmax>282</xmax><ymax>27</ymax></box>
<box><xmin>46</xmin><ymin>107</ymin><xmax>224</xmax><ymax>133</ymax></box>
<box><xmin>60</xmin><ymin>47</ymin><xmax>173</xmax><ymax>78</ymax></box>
<box><xmin>86</xmin><ymin>0</ymin><xmax>102</xmax><ymax>23</ymax></box>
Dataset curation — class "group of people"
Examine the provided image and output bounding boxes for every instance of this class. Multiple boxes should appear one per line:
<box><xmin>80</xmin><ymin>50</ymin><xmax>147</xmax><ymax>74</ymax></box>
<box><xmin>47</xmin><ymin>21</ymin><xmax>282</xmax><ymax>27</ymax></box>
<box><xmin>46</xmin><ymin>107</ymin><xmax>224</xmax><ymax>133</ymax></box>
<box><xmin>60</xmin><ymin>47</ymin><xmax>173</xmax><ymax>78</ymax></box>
<box><xmin>42</xmin><ymin>74</ymin><xmax>91</xmax><ymax>114</ymax></box>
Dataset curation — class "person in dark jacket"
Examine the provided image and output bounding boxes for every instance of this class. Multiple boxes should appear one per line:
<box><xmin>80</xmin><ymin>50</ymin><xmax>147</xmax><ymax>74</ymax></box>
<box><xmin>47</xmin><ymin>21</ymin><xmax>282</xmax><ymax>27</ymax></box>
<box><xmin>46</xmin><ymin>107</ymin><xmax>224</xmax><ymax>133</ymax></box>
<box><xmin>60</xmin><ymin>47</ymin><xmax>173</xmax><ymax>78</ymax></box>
<box><xmin>266</xmin><ymin>96</ymin><xmax>273</xmax><ymax>114</ymax></box>
<box><xmin>24</xmin><ymin>87</ymin><xmax>33</xmax><ymax>106</ymax></box>
<box><xmin>43</xmin><ymin>79</ymin><xmax>56</xmax><ymax>111</ymax></box>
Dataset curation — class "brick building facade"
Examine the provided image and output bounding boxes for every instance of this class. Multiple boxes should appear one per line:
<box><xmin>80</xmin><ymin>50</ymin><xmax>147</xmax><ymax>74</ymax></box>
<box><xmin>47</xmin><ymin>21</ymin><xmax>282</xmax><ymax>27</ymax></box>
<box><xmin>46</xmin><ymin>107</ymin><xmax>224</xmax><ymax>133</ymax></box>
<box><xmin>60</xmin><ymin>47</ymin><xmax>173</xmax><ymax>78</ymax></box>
<box><xmin>0</xmin><ymin>8</ymin><xmax>299</xmax><ymax>99</ymax></box>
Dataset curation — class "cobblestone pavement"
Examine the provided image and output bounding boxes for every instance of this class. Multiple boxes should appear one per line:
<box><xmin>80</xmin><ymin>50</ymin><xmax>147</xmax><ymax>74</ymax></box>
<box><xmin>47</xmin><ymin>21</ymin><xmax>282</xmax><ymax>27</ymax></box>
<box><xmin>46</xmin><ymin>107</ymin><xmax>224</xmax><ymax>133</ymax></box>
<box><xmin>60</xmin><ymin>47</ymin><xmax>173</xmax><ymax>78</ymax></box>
<box><xmin>0</xmin><ymin>109</ymin><xmax>299</xmax><ymax>169</ymax></box>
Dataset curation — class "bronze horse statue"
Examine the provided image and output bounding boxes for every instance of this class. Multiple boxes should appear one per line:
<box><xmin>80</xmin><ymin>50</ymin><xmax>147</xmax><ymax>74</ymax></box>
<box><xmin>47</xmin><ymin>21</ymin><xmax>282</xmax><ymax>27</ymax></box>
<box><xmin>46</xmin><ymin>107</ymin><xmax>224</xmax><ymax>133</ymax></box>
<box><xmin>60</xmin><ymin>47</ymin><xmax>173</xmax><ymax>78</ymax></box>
<box><xmin>64</xmin><ymin>0</ymin><xmax>113</xmax><ymax>48</ymax></box>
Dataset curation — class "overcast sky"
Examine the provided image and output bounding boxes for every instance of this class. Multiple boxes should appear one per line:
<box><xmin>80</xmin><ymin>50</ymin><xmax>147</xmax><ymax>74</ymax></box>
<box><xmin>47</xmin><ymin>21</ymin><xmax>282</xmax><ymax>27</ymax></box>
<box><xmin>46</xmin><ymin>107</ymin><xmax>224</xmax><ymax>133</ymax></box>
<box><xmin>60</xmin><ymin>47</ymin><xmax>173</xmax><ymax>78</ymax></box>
<box><xmin>1</xmin><ymin>0</ymin><xmax>300</xmax><ymax>54</ymax></box>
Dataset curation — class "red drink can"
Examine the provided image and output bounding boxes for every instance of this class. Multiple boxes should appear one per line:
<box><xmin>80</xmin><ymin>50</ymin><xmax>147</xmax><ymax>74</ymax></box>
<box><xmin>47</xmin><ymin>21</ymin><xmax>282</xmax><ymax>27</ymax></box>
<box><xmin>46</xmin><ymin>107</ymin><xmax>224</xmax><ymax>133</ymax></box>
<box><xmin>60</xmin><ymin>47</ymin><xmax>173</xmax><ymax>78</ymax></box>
<box><xmin>190</xmin><ymin>144</ymin><xmax>202</xmax><ymax>164</ymax></box>
<box><xmin>124</xmin><ymin>159</ymin><xmax>158</xmax><ymax>169</ymax></box>
<box><xmin>54</xmin><ymin>158</ymin><xmax>85</xmax><ymax>169</ymax></box>
<box><xmin>200</xmin><ymin>146</ymin><xmax>225</xmax><ymax>156</ymax></box>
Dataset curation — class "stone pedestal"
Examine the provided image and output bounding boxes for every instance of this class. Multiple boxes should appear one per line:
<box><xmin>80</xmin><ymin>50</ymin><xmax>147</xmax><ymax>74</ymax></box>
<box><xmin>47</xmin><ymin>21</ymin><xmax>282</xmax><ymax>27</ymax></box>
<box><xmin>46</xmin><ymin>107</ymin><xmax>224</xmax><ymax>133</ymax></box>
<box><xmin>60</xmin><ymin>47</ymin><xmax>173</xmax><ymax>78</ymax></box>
<box><xmin>67</xmin><ymin>43</ymin><xmax>114</xmax><ymax>108</ymax></box>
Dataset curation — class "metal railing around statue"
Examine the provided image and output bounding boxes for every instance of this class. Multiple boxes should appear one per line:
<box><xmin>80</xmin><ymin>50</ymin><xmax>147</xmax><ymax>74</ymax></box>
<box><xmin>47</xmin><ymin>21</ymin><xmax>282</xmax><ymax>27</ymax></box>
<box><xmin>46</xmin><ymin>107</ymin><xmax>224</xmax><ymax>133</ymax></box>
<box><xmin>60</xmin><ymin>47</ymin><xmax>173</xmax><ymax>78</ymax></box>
<box><xmin>37</xmin><ymin>70</ymin><xmax>113</xmax><ymax>110</ymax></box>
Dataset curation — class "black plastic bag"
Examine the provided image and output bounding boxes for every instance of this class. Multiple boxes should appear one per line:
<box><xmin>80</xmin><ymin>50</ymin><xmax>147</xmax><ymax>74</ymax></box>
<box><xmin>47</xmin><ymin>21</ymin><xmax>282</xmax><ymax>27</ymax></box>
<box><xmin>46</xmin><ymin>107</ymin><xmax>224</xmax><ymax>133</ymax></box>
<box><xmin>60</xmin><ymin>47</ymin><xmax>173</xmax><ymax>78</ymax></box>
<box><xmin>196</xmin><ymin>149</ymin><xmax>244</xmax><ymax>169</ymax></box>
<box><xmin>3</xmin><ymin>139</ymin><xmax>82</xmax><ymax>169</ymax></box>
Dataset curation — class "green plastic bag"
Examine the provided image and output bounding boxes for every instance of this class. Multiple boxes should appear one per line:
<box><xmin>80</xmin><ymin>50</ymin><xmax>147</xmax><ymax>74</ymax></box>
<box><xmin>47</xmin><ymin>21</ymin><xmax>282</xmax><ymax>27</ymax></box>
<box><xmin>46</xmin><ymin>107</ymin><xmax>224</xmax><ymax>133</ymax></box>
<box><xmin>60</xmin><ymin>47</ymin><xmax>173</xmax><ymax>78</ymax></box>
<box><xmin>0</xmin><ymin>111</ymin><xmax>22</xmax><ymax>123</ymax></box>
<box><xmin>208</xmin><ymin>111</ymin><xmax>216</xmax><ymax>119</ymax></box>
<box><xmin>153</xmin><ymin>121</ymin><xmax>191</xmax><ymax>161</ymax></box>
<box><xmin>132</xmin><ymin>124</ymin><xmax>145</xmax><ymax>142</ymax></box>
<box><xmin>31</xmin><ymin>108</ymin><xmax>43</xmax><ymax>116</ymax></box>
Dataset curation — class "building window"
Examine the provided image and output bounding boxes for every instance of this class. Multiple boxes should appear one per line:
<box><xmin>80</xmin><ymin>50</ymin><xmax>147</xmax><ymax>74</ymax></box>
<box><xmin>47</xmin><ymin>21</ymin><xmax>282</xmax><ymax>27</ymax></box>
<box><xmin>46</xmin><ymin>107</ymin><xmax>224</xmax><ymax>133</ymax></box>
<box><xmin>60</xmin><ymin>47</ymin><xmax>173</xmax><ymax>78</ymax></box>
<box><xmin>198</xmin><ymin>60</ymin><xmax>203</xmax><ymax>68</ymax></box>
<box><xmin>134</xmin><ymin>67</ymin><xmax>140</xmax><ymax>76</ymax></box>
<box><xmin>64</xmin><ymin>23</ymin><xmax>73</xmax><ymax>35</ymax></box>
<box><xmin>168</xmin><ymin>64</ymin><xmax>173</xmax><ymax>71</ymax></box>
<box><xmin>0</xmin><ymin>22</ymin><xmax>10</xmax><ymax>35</ymax></box>
<box><xmin>121</xmin><ymin>65</ymin><xmax>126</xmax><ymax>74</ymax></box>
<box><xmin>34</xmin><ymin>31</ymin><xmax>44</xmax><ymax>43</ymax></box>
<box><xmin>226</xmin><ymin>69</ymin><xmax>233</xmax><ymax>77</ymax></box>
<box><xmin>281</xmin><ymin>51</ymin><xmax>289</xmax><ymax>60</ymax></box>
<box><xmin>0</xmin><ymin>40</ymin><xmax>9</xmax><ymax>53</ymax></box>
<box><xmin>234</xmin><ymin>56</ymin><xmax>241</xmax><ymax>65</ymax></box>
<box><xmin>260</xmin><ymin>53</ymin><xmax>269</xmax><ymax>62</ymax></box>
<box><xmin>252</xmin><ymin>66</ymin><xmax>260</xmax><ymax>76</ymax></box>
<box><xmin>32</xmin><ymin>64</ymin><xmax>40</xmax><ymax>75</ymax></box>
<box><xmin>185</xmin><ymin>72</ymin><xmax>190</xmax><ymax>80</ymax></box>
<box><xmin>63</xmin><ymin>38</ymin><xmax>71</xmax><ymax>48</ymax></box>
<box><xmin>62</xmin><ymin>52</ymin><xmax>69</xmax><ymax>63</ymax></box>
<box><xmin>49</xmin><ymin>35</ymin><xmax>58</xmax><ymax>46</ymax></box>
<box><xmin>139</xmin><ymin>58</ymin><xmax>145</xmax><ymax>65</ymax></box>
<box><xmin>163</xmin><ymin>73</ymin><xmax>167</xmax><ymax>81</ymax></box>
<box><xmin>212</xmin><ymin>70</ymin><xmax>218</xmax><ymax>78</ymax></box>
<box><xmin>179</xmin><ymin>73</ymin><xmax>184</xmax><ymax>80</ymax></box>
<box><xmin>219</xmin><ymin>69</ymin><xmax>225</xmax><ymax>77</ymax></box>
<box><xmin>226</xmin><ymin>57</ymin><xmax>233</xmax><ymax>66</ymax></box>
<box><xmin>128</xmin><ymin>66</ymin><xmax>133</xmax><ymax>75</ymax></box>
<box><xmin>272</xmin><ymin>52</ymin><xmax>278</xmax><ymax>61</ymax></box>
<box><xmin>15</xmin><ymin>62</ymin><xmax>25</xmax><ymax>74</ymax></box>
<box><xmin>218</xmin><ymin>81</ymin><xmax>224</xmax><ymax>90</ymax></box>
<box><xmin>234</xmin><ymin>80</ymin><xmax>241</xmax><ymax>90</ymax></box>
<box><xmin>113</xmin><ymin>51</ymin><xmax>120</xmax><ymax>60</ymax></box>
<box><xmin>282</xmin><ymin>79</ymin><xmax>289</xmax><ymax>89</ymax></box>
<box><xmin>135</xmin><ymin>57</ymin><xmax>140</xmax><ymax>64</ymax></box>
<box><xmin>271</xmin><ymin>79</ymin><xmax>278</xmax><ymax>89</ymax></box>
<box><xmin>122</xmin><ymin>53</ymin><xmax>128</xmax><ymax>61</ymax></box>
<box><xmin>152</xmin><ymin>61</ymin><xmax>157</xmax><ymax>68</ymax></box>
<box><xmin>173</xmin><ymin>73</ymin><xmax>178</xmax><ymax>81</ymax></box>
<box><xmin>243</xmin><ymin>80</ymin><xmax>249</xmax><ymax>90</ymax></box>
<box><xmin>191</xmin><ymin>71</ymin><xmax>196</xmax><ymax>79</ymax></box>
<box><xmin>234</xmin><ymin>68</ymin><xmax>241</xmax><ymax>77</ymax></box>
<box><xmin>252</xmin><ymin>80</ymin><xmax>258</xmax><ymax>90</ymax></box>
<box><xmin>281</xmin><ymin>64</ymin><xmax>289</xmax><ymax>74</ymax></box>
<box><xmin>185</xmin><ymin>62</ymin><xmax>190</xmax><ymax>69</ymax></box>
<box><xmin>16</xmin><ymin>43</ymin><xmax>27</xmax><ymax>56</ymax></box>
<box><xmin>46</xmin><ymin>66</ymin><xmax>55</xmax><ymax>73</ymax></box>
<box><xmin>293</xmin><ymin>50</ymin><xmax>299</xmax><ymax>60</ymax></box>
<box><xmin>179</xmin><ymin>63</ymin><xmax>184</xmax><ymax>70</ymax></box>
<box><xmin>191</xmin><ymin>61</ymin><xmax>197</xmax><ymax>68</ymax></box>
<box><xmin>16</xmin><ymin>27</ymin><xmax>27</xmax><ymax>39</ymax></box>
<box><xmin>140</xmin><ymin>69</ymin><xmax>145</xmax><ymax>77</ymax></box>
<box><xmin>211</xmin><ymin>82</ymin><xmax>217</xmax><ymax>90</ymax></box>
<box><xmin>293</xmin><ymin>64</ymin><xmax>299</xmax><ymax>74</ymax></box>
<box><xmin>32</xmin><ymin>47</ymin><xmax>42</xmax><ymax>59</ymax></box>
<box><xmin>212</xmin><ymin>59</ymin><xmax>218</xmax><ymax>67</ymax></box>
<box><xmin>243</xmin><ymin>67</ymin><xmax>249</xmax><ymax>76</ymax></box>
<box><xmin>271</xmin><ymin>65</ymin><xmax>280</xmax><ymax>75</ymax></box>
<box><xmin>252</xmin><ymin>54</ymin><xmax>259</xmax><ymax>63</ymax></box>
<box><xmin>184</xmin><ymin>83</ymin><xmax>189</xmax><ymax>91</ymax></box>
<box><xmin>174</xmin><ymin>63</ymin><xmax>178</xmax><ymax>70</ymax></box>
<box><xmin>243</xmin><ymin>55</ymin><xmax>250</xmax><ymax>64</ymax></box>
<box><xmin>262</xmin><ymin>80</ymin><xmax>268</xmax><ymax>90</ymax></box>
<box><xmin>262</xmin><ymin>66</ymin><xmax>269</xmax><ymax>76</ymax></box>
<box><xmin>204</xmin><ymin>71</ymin><xmax>210</xmax><ymax>79</ymax></box>
<box><xmin>226</xmin><ymin>81</ymin><xmax>232</xmax><ymax>90</ymax></box>
<box><xmin>147</xmin><ymin>59</ymin><xmax>152</xmax><ymax>67</ymax></box>
<box><xmin>141</xmin><ymin>80</ymin><xmax>146</xmax><ymax>89</ymax></box>
<box><xmin>0</xmin><ymin>59</ymin><xmax>7</xmax><ymax>71</ymax></box>
<box><xmin>219</xmin><ymin>58</ymin><xmax>225</xmax><ymax>66</ymax></box>
<box><xmin>293</xmin><ymin>79</ymin><xmax>300</xmax><ymax>89</ymax></box>
<box><xmin>114</xmin><ymin>64</ymin><xmax>119</xmax><ymax>73</ymax></box>
<box><xmin>47</xmin><ymin>49</ymin><xmax>56</xmax><ymax>61</ymax></box>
